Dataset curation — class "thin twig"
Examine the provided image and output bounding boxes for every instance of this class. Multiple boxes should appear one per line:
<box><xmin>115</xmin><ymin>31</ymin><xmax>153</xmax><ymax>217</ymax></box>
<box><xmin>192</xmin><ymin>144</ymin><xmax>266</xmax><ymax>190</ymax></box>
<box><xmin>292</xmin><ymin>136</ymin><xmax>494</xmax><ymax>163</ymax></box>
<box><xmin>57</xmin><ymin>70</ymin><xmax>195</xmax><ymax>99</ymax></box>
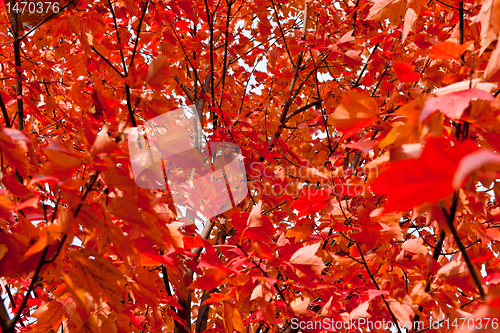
<box><xmin>445</xmin><ymin>191</ymin><xmax>486</xmax><ymax>300</ymax></box>
<box><xmin>11</xmin><ymin>3</ymin><xmax>24</xmax><ymax>184</ymax></box>
<box><xmin>91</xmin><ymin>46</ymin><xmax>124</xmax><ymax>78</ymax></box>
<box><xmin>352</xmin><ymin>0</ymin><xmax>361</xmax><ymax>36</ymax></box>
<box><xmin>355</xmin><ymin>242</ymin><xmax>403</xmax><ymax>333</ymax></box>
<box><xmin>353</xmin><ymin>43</ymin><xmax>380</xmax><ymax>87</ymax></box>
<box><xmin>0</xmin><ymin>92</ymin><xmax>10</xmax><ymax>127</ymax></box>
<box><xmin>129</xmin><ymin>0</ymin><xmax>150</xmax><ymax>70</ymax></box>
<box><xmin>19</xmin><ymin>0</ymin><xmax>77</xmax><ymax>41</ymax></box>
<box><xmin>8</xmin><ymin>173</ymin><xmax>99</xmax><ymax>330</ymax></box>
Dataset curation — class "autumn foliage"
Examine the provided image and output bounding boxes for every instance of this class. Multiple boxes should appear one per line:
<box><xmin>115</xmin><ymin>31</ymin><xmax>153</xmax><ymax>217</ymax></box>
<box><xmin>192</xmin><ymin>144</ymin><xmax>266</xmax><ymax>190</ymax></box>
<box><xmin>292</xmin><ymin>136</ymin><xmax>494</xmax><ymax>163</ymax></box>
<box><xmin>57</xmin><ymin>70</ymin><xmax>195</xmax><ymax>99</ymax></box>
<box><xmin>2</xmin><ymin>0</ymin><xmax>500</xmax><ymax>332</ymax></box>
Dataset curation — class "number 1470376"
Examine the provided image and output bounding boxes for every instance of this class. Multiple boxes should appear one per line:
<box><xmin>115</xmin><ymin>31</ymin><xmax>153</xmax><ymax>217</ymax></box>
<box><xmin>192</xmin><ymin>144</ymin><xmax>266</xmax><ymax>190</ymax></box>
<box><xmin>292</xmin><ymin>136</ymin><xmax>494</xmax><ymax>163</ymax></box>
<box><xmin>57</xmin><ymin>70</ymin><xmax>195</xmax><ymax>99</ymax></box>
<box><xmin>5</xmin><ymin>1</ymin><xmax>60</xmax><ymax>14</ymax></box>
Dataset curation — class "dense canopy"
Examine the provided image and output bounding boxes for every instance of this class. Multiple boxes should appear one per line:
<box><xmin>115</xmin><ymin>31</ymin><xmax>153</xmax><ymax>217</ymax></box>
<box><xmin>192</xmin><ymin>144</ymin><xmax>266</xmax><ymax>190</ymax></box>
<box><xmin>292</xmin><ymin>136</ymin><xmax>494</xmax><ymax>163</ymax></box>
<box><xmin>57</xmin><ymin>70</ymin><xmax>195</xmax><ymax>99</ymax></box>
<box><xmin>2</xmin><ymin>0</ymin><xmax>500</xmax><ymax>332</ymax></box>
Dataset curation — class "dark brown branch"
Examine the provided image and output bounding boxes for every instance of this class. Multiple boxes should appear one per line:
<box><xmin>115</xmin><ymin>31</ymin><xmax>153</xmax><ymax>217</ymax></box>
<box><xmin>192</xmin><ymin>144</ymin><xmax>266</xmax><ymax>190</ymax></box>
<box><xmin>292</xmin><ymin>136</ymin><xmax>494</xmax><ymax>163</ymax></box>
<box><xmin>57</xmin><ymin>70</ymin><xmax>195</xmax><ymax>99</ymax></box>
<box><xmin>355</xmin><ymin>242</ymin><xmax>403</xmax><ymax>333</ymax></box>
<box><xmin>309</xmin><ymin>49</ymin><xmax>332</xmax><ymax>153</ymax></box>
<box><xmin>218</xmin><ymin>0</ymin><xmax>234</xmax><ymax>108</ymax></box>
<box><xmin>413</xmin><ymin>229</ymin><xmax>445</xmax><ymax>325</ymax></box>
<box><xmin>445</xmin><ymin>191</ymin><xmax>486</xmax><ymax>300</ymax></box>
<box><xmin>268</xmin><ymin>2</ymin><xmax>309</xmax><ymax>146</ymax></box>
<box><xmin>435</xmin><ymin>0</ymin><xmax>471</xmax><ymax>13</ymax></box>
<box><xmin>459</xmin><ymin>0</ymin><xmax>465</xmax><ymax>63</ymax></box>
<box><xmin>107</xmin><ymin>0</ymin><xmax>128</xmax><ymax>74</ymax></box>
<box><xmin>125</xmin><ymin>86</ymin><xmax>137</xmax><ymax>127</ymax></box>
<box><xmin>91</xmin><ymin>46</ymin><xmax>125</xmax><ymax>78</ymax></box>
<box><xmin>173</xmin><ymin>220</ymin><xmax>215</xmax><ymax>333</ymax></box>
<box><xmin>7</xmin><ymin>173</ymin><xmax>99</xmax><ymax>331</ymax></box>
<box><xmin>171</xmin><ymin>27</ymin><xmax>204</xmax><ymax>89</ymax></box>
<box><xmin>11</xmin><ymin>3</ymin><xmax>24</xmax><ymax>184</ymax></box>
<box><xmin>203</xmin><ymin>0</ymin><xmax>219</xmax><ymax>127</ymax></box>
<box><xmin>0</xmin><ymin>92</ymin><xmax>10</xmax><ymax>127</ymax></box>
<box><xmin>353</xmin><ymin>42</ymin><xmax>380</xmax><ymax>87</ymax></box>
<box><xmin>270</xmin><ymin>0</ymin><xmax>294</xmax><ymax>65</ymax></box>
<box><xmin>174</xmin><ymin>76</ymin><xmax>194</xmax><ymax>103</ymax></box>
<box><xmin>0</xmin><ymin>295</ymin><xmax>12</xmax><ymax>333</ymax></box>
<box><xmin>284</xmin><ymin>100</ymin><xmax>320</xmax><ymax>123</ymax></box>
<box><xmin>5</xmin><ymin>285</ymin><xmax>23</xmax><ymax>326</ymax></box>
<box><xmin>91</xmin><ymin>44</ymin><xmax>136</xmax><ymax>126</ymax></box>
<box><xmin>129</xmin><ymin>0</ymin><xmax>150</xmax><ymax>70</ymax></box>
<box><xmin>352</xmin><ymin>0</ymin><xmax>361</xmax><ymax>36</ymax></box>
<box><xmin>371</xmin><ymin>62</ymin><xmax>390</xmax><ymax>97</ymax></box>
<box><xmin>194</xmin><ymin>290</ymin><xmax>215</xmax><ymax>332</ymax></box>
<box><xmin>194</xmin><ymin>220</ymin><xmax>228</xmax><ymax>331</ymax></box>
<box><xmin>19</xmin><ymin>0</ymin><xmax>77</xmax><ymax>41</ymax></box>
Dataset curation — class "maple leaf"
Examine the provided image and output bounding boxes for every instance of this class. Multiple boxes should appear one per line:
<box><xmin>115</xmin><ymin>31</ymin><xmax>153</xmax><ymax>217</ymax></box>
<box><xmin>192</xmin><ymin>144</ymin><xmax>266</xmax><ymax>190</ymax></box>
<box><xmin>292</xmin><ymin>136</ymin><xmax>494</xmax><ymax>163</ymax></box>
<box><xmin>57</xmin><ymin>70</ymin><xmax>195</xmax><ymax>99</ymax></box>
<box><xmin>475</xmin><ymin>0</ymin><xmax>500</xmax><ymax>52</ymax></box>
<box><xmin>419</xmin><ymin>89</ymin><xmax>496</xmax><ymax>122</ymax></box>
<box><xmin>427</xmin><ymin>41</ymin><xmax>472</xmax><ymax>59</ymax></box>
<box><xmin>366</xmin><ymin>0</ymin><xmax>407</xmax><ymax>28</ymax></box>
<box><xmin>3</xmin><ymin>0</ymin><xmax>500</xmax><ymax>330</ymax></box>
<box><xmin>32</xmin><ymin>301</ymin><xmax>64</xmax><ymax>331</ymax></box>
<box><xmin>146</xmin><ymin>55</ymin><xmax>172</xmax><ymax>90</ymax></box>
<box><xmin>393</xmin><ymin>61</ymin><xmax>421</xmax><ymax>82</ymax></box>
<box><xmin>289</xmin><ymin>242</ymin><xmax>325</xmax><ymax>275</ymax></box>
<box><xmin>485</xmin><ymin>41</ymin><xmax>500</xmax><ymax>81</ymax></box>
<box><xmin>402</xmin><ymin>8</ymin><xmax>418</xmax><ymax>42</ymax></box>
<box><xmin>329</xmin><ymin>91</ymin><xmax>379</xmax><ymax>136</ymax></box>
<box><xmin>370</xmin><ymin>137</ymin><xmax>480</xmax><ymax>212</ymax></box>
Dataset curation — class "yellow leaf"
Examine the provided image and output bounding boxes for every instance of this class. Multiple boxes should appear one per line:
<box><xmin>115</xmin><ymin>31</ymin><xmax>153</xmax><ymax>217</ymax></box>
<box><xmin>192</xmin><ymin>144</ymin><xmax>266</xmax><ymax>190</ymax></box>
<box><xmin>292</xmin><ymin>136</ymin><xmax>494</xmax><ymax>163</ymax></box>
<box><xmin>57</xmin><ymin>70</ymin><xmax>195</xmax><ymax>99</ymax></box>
<box><xmin>378</xmin><ymin>127</ymin><xmax>399</xmax><ymax>148</ymax></box>
<box><xmin>24</xmin><ymin>228</ymin><xmax>50</xmax><ymax>258</ymax></box>
<box><xmin>223</xmin><ymin>303</ymin><xmax>244</xmax><ymax>333</ymax></box>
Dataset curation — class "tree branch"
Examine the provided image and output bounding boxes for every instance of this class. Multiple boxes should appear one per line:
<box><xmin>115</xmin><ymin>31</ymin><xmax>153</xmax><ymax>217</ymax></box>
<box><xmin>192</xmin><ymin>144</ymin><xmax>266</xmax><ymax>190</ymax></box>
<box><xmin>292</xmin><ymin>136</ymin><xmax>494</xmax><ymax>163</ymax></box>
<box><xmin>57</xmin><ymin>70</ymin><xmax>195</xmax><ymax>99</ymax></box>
<box><xmin>0</xmin><ymin>92</ymin><xmax>11</xmax><ymax>127</ymax></box>
<box><xmin>309</xmin><ymin>49</ymin><xmax>332</xmax><ymax>153</ymax></box>
<box><xmin>129</xmin><ymin>0</ymin><xmax>150</xmax><ymax>70</ymax></box>
<box><xmin>91</xmin><ymin>46</ymin><xmax>125</xmax><ymax>78</ymax></box>
<box><xmin>11</xmin><ymin>4</ymin><xmax>24</xmax><ymax>184</ymax></box>
<box><xmin>371</xmin><ymin>62</ymin><xmax>390</xmax><ymax>96</ymax></box>
<box><xmin>355</xmin><ymin>242</ymin><xmax>403</xmax><ymax>333</ymax></box>
<box><xmin>413</xmin><ymin>229</ymin><xmax>445</xmax><ymax>325</ymax></box>
<box><xmin>108</xmin><ymin>0</ymin><xmax>128</xmax><ymax>74</ymax></box>
<box><xmin>0</xmin><ymin>295</ymin><xmax>12</xmax><ymax>333</ymax></box>
<box><xmin>284</xmin><ymin>100</ymin><xmax>320</xmax><ymax>123</ymax></box>
<box><xmin>444</xmin><ymin>191</ymin><xmax>486</xmax><ymax>300</ymax></box>
<box><xmin>7</xmin><ymin>173</ymin><xmax>99</xmax><ymax>330</ymax></box>
<box><xmin>174</xmin><ymin>75</ymin><xmax>195</xmax><ymax>103</ymax></box>
<box><xmin>19</xmin><ymin>0</ymin><xmax>77</xmax><ymax>41</ymax></box>
<box><xmin>352</xmin><ymin>0</ymin><xmax>361</xmax><ymax>36</ymax></box>
<box><xmin>353</xmin><ymin>42</ymin><xmax>380</xmax><ymax>87</ymax></box>
<box><xmin>268</xmin><ymin>2</ymin><xmax>309</xmax><ymax>146</ymax></box>
<box><xmin>270</xmin><ymin>0</ymin><xmax>294</xmax><ymax>66</ymax></box>
<box><xmin>459</xmin><ymin>0</ymin><xmax>465</xmax><ymax>63</ymax></box>
<box><xmin>4</xmin><ymin>285</ymin><xmax>23</xmax><ymax>327</ymax></box>
<box><xmin>218</xmin><ymin>0</ymin><xmax>234</xmax><ymax>109</ymax></box>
